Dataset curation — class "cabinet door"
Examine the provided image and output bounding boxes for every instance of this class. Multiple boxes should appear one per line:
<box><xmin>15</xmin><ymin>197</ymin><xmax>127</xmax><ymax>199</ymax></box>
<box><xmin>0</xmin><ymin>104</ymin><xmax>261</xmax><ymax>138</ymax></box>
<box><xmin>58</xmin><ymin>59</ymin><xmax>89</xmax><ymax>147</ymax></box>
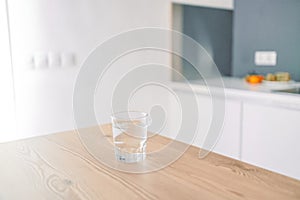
<box><xmin>169</xmin><ymin>90</ymin><xmax>241</xmax><ymax>160</ymax></box>
<box><xmin>242</xmin><ymin>103</ymin><xmax>300</xmax><ymax>180</ymax></box>
<box><xmin>212</xmin><ymin>98</ymin><xmax>241</xmax><ymax>160</ymax></box>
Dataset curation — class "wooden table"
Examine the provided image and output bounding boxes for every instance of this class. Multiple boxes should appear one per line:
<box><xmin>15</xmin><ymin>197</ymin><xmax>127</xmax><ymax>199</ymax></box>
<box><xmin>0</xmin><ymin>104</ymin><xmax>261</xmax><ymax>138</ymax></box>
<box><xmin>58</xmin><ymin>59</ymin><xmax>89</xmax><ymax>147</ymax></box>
<box><xmin>0</xmin><ymin>125</ymin><xmax>299</xmax><ymax>200</ymax></box>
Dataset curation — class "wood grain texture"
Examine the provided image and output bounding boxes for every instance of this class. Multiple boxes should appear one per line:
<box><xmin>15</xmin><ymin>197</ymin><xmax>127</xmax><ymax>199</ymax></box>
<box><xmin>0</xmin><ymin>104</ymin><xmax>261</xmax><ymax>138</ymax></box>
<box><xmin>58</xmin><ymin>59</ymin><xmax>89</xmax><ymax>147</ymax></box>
<box><xmin>0</xmin><ymin>124</ymin><xmax>299</xmax><ymax>200</ymax></box>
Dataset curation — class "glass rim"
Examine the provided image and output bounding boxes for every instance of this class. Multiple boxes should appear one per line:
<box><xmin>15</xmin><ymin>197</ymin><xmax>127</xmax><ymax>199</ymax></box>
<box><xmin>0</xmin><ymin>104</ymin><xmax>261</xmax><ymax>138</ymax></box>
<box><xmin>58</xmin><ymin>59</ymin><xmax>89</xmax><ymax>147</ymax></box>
<box><xmin>111</xmin><ymin>111</ymin><xmax>149</xmax><ymax>120</ymax></box>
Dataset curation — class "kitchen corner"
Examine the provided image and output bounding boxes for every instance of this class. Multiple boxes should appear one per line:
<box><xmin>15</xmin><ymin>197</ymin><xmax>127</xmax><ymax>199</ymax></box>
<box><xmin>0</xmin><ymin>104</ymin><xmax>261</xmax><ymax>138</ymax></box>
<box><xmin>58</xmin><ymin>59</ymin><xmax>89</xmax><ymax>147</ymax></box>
<box><xmin>170</xmin><ymin>76</ymin><xmax>300</xmax><ymax>180</ymax></box>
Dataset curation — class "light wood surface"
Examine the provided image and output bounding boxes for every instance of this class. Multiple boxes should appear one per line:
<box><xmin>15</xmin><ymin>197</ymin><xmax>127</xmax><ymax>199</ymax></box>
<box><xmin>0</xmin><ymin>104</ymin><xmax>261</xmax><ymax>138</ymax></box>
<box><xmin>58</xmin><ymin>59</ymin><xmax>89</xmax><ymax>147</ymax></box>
<box><xmin>0</xmin><ymin>124</ymin><xmax>299</xmax><ymax>200</ymax></box>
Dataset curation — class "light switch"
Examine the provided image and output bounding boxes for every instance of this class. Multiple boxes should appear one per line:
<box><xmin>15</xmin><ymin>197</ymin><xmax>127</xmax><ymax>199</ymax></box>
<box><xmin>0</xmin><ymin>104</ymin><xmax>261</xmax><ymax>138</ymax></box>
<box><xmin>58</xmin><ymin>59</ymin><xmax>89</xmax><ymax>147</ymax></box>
<box><xmin>61</xmin><ymin>52</ymin><xmax>75</xmax><ymax>67</ymax></box>
<box><xmin>34</xmin><ymin>53</ymin><xmax>48</xmax><ymax>69</ymax></box>
<box><xmin>25</xmin><ymin>55</ymin><xmax>34</xmax><ymax>70</ymax></box>
<box><xmin>255</xmin><ymin>51</ymin><xmax>277</xmax><ymax>66</ymax></box>
<box><xmin>48</xmin><ymin>52</ymin><xmax>61</xmax><ymax>68</ymax></box>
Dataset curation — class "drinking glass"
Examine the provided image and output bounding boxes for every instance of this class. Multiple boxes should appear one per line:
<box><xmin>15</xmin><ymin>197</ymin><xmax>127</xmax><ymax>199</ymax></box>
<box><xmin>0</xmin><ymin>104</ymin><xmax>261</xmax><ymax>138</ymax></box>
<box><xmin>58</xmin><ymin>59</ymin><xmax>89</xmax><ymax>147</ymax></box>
<box><xmin>111</xmin><ymin>111</ymin><xmax>151</xmax><ymax>163</ymax></box>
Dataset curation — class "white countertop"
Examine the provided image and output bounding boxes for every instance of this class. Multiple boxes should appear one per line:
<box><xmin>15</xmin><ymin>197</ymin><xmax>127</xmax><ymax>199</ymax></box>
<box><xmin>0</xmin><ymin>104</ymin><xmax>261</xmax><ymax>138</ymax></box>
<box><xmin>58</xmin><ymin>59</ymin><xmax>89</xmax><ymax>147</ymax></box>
<box><xmin>170</xmin><ymin>77</ymin><xmax>300</xmax><ymax>110</ymax></box>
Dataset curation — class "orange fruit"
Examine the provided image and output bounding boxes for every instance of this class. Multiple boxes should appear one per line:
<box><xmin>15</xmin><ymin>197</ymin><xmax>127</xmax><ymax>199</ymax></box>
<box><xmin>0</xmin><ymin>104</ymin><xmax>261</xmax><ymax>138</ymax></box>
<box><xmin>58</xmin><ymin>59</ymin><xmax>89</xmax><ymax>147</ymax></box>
<box><xmin>247</xmin><ymin>75</ymin><xmax>262</xmax><ymax>84</ymax></box>
<box><xmin>258</xmin><ymin>75</ymin><xmax>264</xmax><ymax>81</ymax></box>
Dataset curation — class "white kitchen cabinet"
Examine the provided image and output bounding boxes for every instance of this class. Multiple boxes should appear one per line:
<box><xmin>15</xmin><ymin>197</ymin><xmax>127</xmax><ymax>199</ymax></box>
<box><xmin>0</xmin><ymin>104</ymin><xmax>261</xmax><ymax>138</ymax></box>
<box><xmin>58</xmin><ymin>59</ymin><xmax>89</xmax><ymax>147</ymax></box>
<box><xmin>212</xmin><ymin>98</ymin><xmax>241</xmax><ymax>159</ymax></box>
<box><xmin>242</xmin><ymin>102</ymin><xmax>300</xmax><ymax>180</ymax></box>
<box><xmin>169</xmin><ymin>89</ymin><xmax>241</xmax><ymax>160</ymax></box>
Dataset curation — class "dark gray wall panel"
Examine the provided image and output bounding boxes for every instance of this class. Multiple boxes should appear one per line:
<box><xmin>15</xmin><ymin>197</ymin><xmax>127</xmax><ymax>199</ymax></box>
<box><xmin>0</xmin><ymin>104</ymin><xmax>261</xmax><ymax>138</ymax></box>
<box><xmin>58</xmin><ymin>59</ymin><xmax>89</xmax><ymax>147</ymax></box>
<box><xmin>232</xmin><ymin>0</ymin><xmax>300</xmax><ymax>81</ymax></box>
<box><xmin>182</xmin><ymin>5</ymin><xmax>233</xmax><ymax>79</ymax></box>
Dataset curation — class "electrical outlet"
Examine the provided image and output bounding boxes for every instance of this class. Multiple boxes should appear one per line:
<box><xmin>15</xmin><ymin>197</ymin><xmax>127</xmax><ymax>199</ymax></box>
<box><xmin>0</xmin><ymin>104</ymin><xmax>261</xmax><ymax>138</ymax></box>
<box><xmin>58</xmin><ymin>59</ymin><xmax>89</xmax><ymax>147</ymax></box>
<box><xmin>255</xmin><ymin>51</ymin><xmax>277</xmax><ymax>66</ymax></box>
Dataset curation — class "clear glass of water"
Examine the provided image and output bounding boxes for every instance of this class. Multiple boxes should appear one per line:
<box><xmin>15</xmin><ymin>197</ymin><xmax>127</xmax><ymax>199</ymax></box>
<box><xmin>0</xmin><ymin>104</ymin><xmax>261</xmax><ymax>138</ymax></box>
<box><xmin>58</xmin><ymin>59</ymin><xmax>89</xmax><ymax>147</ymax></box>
<box><xmin>111</xmin><ymin>111</ymin><xmax>151</xmax><ymax>163</ymax></box>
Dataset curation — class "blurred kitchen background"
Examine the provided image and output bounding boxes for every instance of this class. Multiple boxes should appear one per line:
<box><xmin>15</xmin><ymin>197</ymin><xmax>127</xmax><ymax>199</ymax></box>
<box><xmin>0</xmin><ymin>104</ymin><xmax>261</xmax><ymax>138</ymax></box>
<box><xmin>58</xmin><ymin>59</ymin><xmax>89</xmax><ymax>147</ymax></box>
<box><xmin>0</xmin><ymin>0</ymin><xmax>300</xmax><ymax>180</ymax></box>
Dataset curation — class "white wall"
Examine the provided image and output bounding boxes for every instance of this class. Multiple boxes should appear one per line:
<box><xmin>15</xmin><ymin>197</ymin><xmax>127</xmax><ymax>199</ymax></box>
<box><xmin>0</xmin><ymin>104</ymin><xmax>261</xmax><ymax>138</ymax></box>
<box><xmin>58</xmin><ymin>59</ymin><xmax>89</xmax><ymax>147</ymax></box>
<box><xmin>6</xmin><ymin>0</ymin><xmax>171</xmax><ymax>140</ymax></box>
<box><xmin>3</xmin><ymin>0</ymin><xmax>233</xmax><ymax>141</ymax></box>
<box><xmin>172</xmin><ymin>0</ymin><xmax>234</xmax><ymax>10</ymax></box>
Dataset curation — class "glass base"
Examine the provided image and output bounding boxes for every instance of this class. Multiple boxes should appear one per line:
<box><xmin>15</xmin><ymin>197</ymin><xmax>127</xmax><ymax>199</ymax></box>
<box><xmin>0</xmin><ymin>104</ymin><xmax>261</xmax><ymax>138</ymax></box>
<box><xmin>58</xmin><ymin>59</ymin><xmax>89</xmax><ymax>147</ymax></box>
<box><xmin>114</xmin><ymin>148</ymin><xmax>146</xmax><ymax>163</ymax></box>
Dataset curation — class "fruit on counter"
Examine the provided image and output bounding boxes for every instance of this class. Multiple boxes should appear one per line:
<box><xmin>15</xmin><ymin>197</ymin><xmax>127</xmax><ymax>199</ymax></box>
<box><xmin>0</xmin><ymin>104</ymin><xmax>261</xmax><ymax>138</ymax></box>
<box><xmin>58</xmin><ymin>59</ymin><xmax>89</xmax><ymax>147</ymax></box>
<box><xmin>265</xmin><ymin>72</ymin><xmax>291</xmax><ymax>81</ymax></box>
<box><xmin>245</xmin><ymin>74</ymin><xmax>264</xmax><ymax>84</ymax></box>
<box><xmin>266</xmin><ymin>73</ymin><xmax>276</xmax><ymax>81</ymax></box>
<box><xmin>275</xmin><ymin>72</ymin><xmax>291</xmax><ymax>81</ymax></box>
